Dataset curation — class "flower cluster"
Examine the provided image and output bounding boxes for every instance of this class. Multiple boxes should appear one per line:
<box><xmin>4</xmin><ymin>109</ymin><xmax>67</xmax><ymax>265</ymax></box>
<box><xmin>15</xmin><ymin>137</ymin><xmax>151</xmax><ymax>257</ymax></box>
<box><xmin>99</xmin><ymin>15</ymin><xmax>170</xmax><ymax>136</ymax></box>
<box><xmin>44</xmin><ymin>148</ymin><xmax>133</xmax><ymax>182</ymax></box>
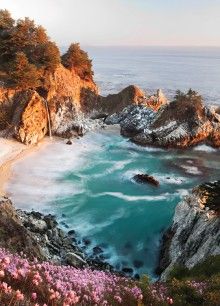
<box><xmin>0</xmin><ymin>248</ymin><xmax>143</xmax><ymax>305</ymax></box>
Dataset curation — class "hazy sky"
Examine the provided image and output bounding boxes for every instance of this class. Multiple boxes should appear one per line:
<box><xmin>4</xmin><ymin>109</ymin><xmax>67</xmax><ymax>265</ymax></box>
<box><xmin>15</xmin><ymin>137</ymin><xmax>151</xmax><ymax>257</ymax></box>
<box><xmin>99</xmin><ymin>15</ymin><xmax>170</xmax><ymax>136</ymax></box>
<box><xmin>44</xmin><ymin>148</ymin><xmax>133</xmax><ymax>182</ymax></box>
<box><xmin>1</xmin><ymin>0</ymin><xmax>220</xmax><ymax>47</ymax></box>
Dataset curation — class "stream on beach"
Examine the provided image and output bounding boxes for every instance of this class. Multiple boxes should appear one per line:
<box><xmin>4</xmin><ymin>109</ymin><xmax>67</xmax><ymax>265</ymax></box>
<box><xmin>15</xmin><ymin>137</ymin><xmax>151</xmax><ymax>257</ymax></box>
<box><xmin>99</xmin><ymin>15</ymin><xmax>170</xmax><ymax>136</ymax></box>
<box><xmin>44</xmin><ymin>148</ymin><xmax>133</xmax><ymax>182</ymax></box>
<box><xmin>6</xmin><ymin>127</ymin><xmax>220</xmax><ymax>278</ymax></box>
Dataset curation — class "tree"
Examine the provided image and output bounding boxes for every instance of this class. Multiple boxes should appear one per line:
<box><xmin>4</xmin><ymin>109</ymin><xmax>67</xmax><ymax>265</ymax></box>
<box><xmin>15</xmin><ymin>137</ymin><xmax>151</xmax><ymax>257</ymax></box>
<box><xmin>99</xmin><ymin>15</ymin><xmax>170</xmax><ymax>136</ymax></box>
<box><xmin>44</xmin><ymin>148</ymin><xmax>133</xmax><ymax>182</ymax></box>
<box><xmin>0</xmin><ymin>10</ymin><xmax>15</xmax><ymax>69</ymax></box>
<box><xmin>61</xmin><ymin>43</ymin><xmax>94</xmax><ymax>80</ymax></box>
<box><xmin>175</xmin><ymin>89</ymin><xmax>200</xmax><ymax>102</ymax></box>
<box><xmin>31</xmin><ymin>41</ymin><xmax>60</xmax><ymax>72</ymax></box>
<box><xmin>0</xmin><ymin>10</ymin><xmax>61</xmax><ymax>86</ymax></box>
<box><xmin>0</xmin><ymin>9</ymin><xmax>14</xmax><ymax>30</ymax></box>
<box><xmin>10</xmin><ymin>52</ymin><xmax>40</xmax><ymax>90</ymax></box>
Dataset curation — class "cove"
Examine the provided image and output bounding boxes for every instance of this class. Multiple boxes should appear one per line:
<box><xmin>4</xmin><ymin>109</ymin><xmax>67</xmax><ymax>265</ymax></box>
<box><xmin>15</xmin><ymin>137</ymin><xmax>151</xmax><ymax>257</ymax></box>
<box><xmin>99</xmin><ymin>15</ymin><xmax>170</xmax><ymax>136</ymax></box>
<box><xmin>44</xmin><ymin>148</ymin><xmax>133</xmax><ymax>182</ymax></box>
<box><xmin>6</xmin><ymin>126</ymin><xmax>220</xmax><ymax>278</ymax></box>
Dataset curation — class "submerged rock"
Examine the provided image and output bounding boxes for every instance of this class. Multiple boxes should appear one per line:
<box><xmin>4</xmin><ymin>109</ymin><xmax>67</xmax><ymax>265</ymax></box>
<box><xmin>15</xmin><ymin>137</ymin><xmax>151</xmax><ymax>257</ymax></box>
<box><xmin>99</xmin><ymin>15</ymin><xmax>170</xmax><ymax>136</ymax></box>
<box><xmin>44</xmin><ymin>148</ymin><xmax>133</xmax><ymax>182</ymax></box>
<box><xmin>158</xmin><ymin>181</ymin><xmax>220</xmax><ymax>280</ymax></box>
<box><xmin>134</xmin><ymin>174</ymin><xmax>159</xmax><ymax>186</ymax></box>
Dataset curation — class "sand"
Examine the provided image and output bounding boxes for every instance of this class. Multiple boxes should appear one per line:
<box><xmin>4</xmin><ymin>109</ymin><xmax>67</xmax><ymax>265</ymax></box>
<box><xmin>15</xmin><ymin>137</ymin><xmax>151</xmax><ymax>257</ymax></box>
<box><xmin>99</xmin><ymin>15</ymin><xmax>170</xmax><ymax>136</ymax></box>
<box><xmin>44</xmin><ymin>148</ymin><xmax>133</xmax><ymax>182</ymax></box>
<box><xmin>0</xmin><ymin>137</ymin><xmax>48</xmax><ymax>196</ymax></box>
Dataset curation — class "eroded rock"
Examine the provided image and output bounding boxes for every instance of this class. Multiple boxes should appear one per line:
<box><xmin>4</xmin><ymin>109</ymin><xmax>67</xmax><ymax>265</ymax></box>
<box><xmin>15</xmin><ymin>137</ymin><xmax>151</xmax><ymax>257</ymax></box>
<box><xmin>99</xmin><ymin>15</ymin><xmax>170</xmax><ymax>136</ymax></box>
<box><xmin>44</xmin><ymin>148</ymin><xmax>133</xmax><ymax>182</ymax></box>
<box><xmin>12</xmin><ymin>90</ymin><xmax>48</xmax><ymax>145</ymax></box>
<box><xmin>158</xmin><ymin>181</ymin><xmax>220</xmax><ymax>280</ymax></box>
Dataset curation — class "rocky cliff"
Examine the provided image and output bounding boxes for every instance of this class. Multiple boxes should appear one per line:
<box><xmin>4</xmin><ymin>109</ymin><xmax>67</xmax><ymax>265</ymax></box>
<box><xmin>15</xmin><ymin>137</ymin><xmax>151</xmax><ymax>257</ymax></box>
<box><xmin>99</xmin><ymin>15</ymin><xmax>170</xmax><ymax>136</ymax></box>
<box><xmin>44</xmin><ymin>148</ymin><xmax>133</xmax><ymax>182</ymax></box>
<box><xmin>0</xmin><ymin>196</ymin><xmax>113</xmax><ymax>271</ymax></box>
<box><xmin>98</xmin><ymin>86</ymin><xmax>167</xmax><ymax>115</ymax></box>
<box><xmin>158</xmin><ymin>181</ymin><xmax>220</xmax><ymax>280</ymax></box>
<box><xmin>0</xmin><ymin>63</ymin><xmax>99</xmax><ymax>143</ymax></box>
<box><xmin>106</xmin><ymin>95</ymin><xmax>220</xmax><ymax>148</ymax></box>
<box><xmin>0</xmin><ymin>69</ymin><xmax>168</xmax><ymax>144</ymax></box>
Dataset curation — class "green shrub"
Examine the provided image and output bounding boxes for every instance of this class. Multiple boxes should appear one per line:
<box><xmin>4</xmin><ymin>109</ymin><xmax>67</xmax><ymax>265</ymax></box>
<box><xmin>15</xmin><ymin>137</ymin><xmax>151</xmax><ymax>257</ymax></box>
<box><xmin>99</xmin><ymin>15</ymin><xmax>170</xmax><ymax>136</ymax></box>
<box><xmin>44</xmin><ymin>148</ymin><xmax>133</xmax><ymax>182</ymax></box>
<box><xmin>61</xmin><ymin>43</ymin><xmax>94</xmax><ymax>80</ymax></box>
<box><xmin>169</xmin><ymin>256</ymin><xmax>220</xmax><ymax>281</ymax></box>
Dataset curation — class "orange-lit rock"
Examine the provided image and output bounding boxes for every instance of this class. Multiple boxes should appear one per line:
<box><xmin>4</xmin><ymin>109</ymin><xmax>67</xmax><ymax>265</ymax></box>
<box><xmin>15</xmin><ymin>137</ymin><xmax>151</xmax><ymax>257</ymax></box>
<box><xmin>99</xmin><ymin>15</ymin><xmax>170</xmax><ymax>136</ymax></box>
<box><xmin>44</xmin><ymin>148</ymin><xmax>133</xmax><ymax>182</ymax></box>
<box><xmin>12</xmin><ymin>90</ymin><xmax>48</xmax><ymax>145</ymax></box>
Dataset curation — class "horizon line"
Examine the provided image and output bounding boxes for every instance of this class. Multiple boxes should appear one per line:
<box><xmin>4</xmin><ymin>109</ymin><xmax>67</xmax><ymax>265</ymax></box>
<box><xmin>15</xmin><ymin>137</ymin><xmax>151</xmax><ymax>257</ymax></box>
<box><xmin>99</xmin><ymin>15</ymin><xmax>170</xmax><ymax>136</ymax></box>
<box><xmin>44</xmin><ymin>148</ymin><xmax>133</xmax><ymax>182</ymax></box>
<box><xmin>61</xmin><ymin>44</ymin><xmax>220</xmax><ymax>49</ymax></box>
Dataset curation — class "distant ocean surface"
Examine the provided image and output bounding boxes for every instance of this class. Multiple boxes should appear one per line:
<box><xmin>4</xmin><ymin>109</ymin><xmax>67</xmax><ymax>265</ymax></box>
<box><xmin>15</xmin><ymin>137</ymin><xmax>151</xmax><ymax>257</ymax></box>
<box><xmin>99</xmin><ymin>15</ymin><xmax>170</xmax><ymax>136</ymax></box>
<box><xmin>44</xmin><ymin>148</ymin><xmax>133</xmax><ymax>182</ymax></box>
<box><xmin>86</xmin><ymin>46</ymin><xmax>220</xmax><ymax>105</ymax></box>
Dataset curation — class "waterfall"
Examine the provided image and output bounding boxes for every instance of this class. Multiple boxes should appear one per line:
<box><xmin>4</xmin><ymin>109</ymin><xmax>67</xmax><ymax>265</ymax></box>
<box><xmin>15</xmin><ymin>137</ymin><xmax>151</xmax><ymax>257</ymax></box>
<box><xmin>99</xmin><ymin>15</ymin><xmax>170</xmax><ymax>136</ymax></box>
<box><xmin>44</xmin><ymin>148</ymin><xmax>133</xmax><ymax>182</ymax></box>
<box><xmin>44</xmin><ymin>99</ymin><xmax>52</xmax><ymax>139</ymax></box>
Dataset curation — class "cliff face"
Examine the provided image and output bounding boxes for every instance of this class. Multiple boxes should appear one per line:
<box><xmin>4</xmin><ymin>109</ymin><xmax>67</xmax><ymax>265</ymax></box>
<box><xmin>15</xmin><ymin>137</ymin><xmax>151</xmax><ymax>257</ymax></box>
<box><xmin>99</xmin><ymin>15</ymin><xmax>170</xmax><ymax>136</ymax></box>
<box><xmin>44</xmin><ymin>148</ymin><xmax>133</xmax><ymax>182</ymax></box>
<box><xmin>0</xmin><ymin>64</ymin><xmax>99</xmax><ymax>144</ymax></box>
<box><xmin>158</xmin><ymin>181</ymin><xmax>220</xmax><ymax>280</ymax></box>
<box><xmin>11</xmin><ymin>90</ymin><xmax>48</xmax><ymax>145</ymax></box>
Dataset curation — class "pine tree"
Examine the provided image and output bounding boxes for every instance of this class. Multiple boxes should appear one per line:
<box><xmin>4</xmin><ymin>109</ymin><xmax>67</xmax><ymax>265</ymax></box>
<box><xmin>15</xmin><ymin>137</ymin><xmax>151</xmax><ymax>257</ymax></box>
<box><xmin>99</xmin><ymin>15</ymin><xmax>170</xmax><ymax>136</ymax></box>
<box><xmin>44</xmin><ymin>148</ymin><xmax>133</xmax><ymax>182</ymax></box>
<box><xmin>10</xmin><ymin>52</ymin><xmax>40</xmax><ymax>90</ymax></box>
<box><xmin>62</xmin><ymin>43</ymin><xmax>93</xmax><ymax>80</ymax></box>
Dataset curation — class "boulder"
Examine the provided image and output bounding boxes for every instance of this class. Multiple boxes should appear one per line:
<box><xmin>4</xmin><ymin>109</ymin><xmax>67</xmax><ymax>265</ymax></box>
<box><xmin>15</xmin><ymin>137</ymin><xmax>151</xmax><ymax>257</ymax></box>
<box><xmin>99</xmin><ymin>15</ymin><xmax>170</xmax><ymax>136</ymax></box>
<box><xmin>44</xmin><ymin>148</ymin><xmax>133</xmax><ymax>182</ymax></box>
<box><xmin>11</xmin><ymin>90</ymin><xmax>48</xmax><ymax>145</ymax></box>
<box><xmin>134</xmin><ymin>174</ymin><xmax>159</xmax><ymax>186</ymax></box>
<box><xmin>65</xmin><ymin>252</ymin><xmax>87</xmax><ymax>268</ymax></box>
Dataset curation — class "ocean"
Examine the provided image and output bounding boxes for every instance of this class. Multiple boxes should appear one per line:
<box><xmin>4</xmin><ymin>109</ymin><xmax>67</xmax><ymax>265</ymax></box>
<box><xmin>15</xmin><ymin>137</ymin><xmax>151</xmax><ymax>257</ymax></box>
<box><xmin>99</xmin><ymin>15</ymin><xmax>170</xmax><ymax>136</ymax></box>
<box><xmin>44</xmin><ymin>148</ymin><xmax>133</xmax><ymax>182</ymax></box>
<box><xmin>87</xmin><ymin>46</ymin><xmax>220</xmax><ymax>105</ymax></box>
<box><xmin>7</xmin><ymin>47</ymin><xmax>220</xmax><ymax>279</ymax></box>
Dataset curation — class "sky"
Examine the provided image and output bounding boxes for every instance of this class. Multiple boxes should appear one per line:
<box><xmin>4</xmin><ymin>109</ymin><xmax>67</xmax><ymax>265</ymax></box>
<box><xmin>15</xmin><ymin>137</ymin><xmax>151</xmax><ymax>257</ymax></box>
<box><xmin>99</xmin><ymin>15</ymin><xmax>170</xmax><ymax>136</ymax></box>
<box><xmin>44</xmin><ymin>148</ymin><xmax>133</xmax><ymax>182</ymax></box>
<box><xmin>1</xmin><ymin>0</ymin><xmax>220</xmax><ymax>47</ymax></box>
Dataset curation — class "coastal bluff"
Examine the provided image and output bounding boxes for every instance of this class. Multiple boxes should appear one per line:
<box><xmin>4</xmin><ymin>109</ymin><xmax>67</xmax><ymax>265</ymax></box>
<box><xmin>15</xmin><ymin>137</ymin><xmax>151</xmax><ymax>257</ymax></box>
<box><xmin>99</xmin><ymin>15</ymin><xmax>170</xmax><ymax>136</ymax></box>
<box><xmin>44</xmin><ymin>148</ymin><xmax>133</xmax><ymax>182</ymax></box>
<box><xmin>157</xmin><ymin>181</ymin><xmax>220</xmax><ymax>280</ymax></box>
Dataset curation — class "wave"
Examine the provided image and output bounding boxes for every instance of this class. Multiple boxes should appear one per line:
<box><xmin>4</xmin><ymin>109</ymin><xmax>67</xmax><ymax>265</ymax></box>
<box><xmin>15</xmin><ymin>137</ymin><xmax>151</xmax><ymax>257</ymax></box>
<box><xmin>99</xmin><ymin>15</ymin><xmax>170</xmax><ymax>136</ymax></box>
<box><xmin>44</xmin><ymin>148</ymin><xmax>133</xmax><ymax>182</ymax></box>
<box><xmin>193</xmin><ymin>144</ymin><xmax>217</xmax><ymax>152</ymax></box>
<box><xmin>91</xmin><ymin>191</ymin><xmax>171</xmax><ymax>202</ymax></box>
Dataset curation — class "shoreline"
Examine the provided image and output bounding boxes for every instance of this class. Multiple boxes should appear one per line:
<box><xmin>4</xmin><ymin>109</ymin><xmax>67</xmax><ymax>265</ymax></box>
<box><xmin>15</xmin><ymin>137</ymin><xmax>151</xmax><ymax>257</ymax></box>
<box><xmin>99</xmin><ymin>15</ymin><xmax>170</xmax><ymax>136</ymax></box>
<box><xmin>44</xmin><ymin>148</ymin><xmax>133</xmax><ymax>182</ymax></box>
<box><xmin>0</xmin><ymin>137</ymin><xmax>52</xmax><ymax>197</ymax></box>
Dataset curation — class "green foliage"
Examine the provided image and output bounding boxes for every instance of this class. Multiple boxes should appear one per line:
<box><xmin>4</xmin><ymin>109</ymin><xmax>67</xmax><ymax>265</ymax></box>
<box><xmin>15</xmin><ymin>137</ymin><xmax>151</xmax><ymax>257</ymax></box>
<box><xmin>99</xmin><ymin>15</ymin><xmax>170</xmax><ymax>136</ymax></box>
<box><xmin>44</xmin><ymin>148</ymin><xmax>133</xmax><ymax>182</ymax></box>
<box><xmin>167</xmin><ymin>279</ymin><xmax>204</xmax><ymax>306</ymax></box>
<box><xmin>61</xmin><ymin>43</ymin><xmax>94</xmax><ymax>80</ymax></box>
<box><xmin>9</xmin><ymin>52</ymin><xmax>40</xmax><ymax>90</ymax></box>
<box><xmin>169</xmin><ymin>256</ymin><xmax>220</xmax><ymax>281</ymax></box>
<box><xmin>0</xmin><ymin>9</ymin><xmax>60</xmax><ymax>88</ymax></box>
<box><xmin>174</xmin><ymin>88</ymin><xmax>201</xmax><ymax>103</ymax></box>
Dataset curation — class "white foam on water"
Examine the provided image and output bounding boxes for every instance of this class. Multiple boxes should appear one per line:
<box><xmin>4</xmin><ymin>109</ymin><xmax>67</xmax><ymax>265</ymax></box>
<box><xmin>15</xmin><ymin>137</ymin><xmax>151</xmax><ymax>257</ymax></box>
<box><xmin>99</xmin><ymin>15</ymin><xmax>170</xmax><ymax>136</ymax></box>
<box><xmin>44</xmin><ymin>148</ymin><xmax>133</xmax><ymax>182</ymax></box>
<box><xmin>6</xmin><ymin>136</ymin><xmax>103</xmax><ymax>209</ymax></box>
<box><xmin>194</xmin><ymin>144</ymin><xmax>217</xmax><ymax>152</ymax></box>
<box><xmin>91</xmin><ymin>191</ymin><xmax>171</xmax><ymax>202</ymax></box>
<box><xmin>154</xmin><ymin>174</ymin><xmax>188</xmax><ymax>185</ymax></box>
<box><xmin>180</xmin><ymin>165</ymin><xmax>202</xmax><ymax>175</ymax></box>
<box><xmin>176</xmin><ymin>189</ymin><xmax>189</xmax><ymax>197</ymax></box>
<box><xmin>67</xmin><ymin>207</ymin><xmax>127</xmax><ymax>236</ymax></box>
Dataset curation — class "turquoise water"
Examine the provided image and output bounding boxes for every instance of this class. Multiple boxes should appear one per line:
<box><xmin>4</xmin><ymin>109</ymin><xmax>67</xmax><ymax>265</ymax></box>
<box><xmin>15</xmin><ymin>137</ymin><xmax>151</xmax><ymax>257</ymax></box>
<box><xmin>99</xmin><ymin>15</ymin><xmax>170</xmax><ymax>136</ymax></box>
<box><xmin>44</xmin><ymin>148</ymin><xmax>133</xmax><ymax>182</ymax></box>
<box><xmin>7</xmin><ymin>127</ymin><xmax>220</xmax><ymax>278</ymax></box>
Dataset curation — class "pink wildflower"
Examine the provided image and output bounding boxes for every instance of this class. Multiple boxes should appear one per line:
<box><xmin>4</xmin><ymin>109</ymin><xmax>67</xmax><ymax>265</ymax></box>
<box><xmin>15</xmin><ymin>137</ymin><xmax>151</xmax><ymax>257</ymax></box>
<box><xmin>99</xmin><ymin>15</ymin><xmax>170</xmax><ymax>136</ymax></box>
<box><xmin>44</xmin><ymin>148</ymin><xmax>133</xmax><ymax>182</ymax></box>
<box><xmin>0</xmin><ymin>270</ymin><xmax>5</xmax><ymax>278</ymax></box>
<box><xmin>15</xmin><ymin>290</ymin><xmax>24</xmax><ymax>301</ymax></box>
<box><xmin>3</xmin><ymin>257</ymin><xmax>10</xmax><ymax>265</ymax></box>
<box><xmin>167</xmin><ymin>297</ymin><xmax>174</xmax><ymax>305</ymax></box>
<box><xmin>32</xmin><ymin>292</ymin><xmax>37</xmax><ymax>300</ymax></box>
<box><xmin>114</xmin><ymin>295</ymin><xmax>122</xmax><ymax>303</ymax></box>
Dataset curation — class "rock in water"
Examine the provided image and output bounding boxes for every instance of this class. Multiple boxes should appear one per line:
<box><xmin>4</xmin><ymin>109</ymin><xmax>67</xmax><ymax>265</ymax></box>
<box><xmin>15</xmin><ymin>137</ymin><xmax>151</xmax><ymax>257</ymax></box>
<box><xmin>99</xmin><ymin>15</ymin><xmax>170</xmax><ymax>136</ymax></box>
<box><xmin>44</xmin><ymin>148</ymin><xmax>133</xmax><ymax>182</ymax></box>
<box><xmin>134</xmin><ymin>174</ymin><xmax>159</xmax><ymax>186</ymax></box>
<box><xmin>106</xmin><ymin>92</ymin><xmax>220</xmax><ymax>148</ymax></box>
<box><xmin>158</xmin><ymin>181</ymin><xmax>220</xmax><ymax>280</ymax></box>
<box><xmin>66</xmin><ymin>139</ymin><xmax>72</xmax><ymax>145</ymax></box>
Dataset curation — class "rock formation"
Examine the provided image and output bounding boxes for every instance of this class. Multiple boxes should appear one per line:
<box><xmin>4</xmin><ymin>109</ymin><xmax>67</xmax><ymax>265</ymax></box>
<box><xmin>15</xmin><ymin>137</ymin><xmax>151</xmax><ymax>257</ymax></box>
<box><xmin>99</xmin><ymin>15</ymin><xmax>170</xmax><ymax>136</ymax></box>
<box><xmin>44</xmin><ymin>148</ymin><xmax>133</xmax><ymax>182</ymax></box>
<box><xmin>0</xmin><ymin>196</ymin><xmax>113</xmax><ymax>271</ymax></box>
<box><xmin>106</xmin><ymin>95</ymin><xmax>220</xmax><ymax>148</ymax></box>
<box><xmin>0</xmin><ymin>76</ymin><xmax>168</xmax><ymax>144</ymax></box>
<box><xmin>11</xmin><ymin>90</ymin><xmax>48</xmax><ymax>145</ymax></box>
<box><xmin>98</xmin><ymin>86</ymin><xmax>167</xmax><ymax>115</ymax></box>
<box><xmin>158</xmin><ymin>181</ymin><xmax>220</xmax><ymax>280</ymax></box>
<box><xmin>0</xmin><ymin>63</ymin><xmax>99</xmax><ymax>143</ymax></box>
<box><xmin>134</xmin><ymin>174</ymin><xmax>159</xmax><ymax>186</ymax></box>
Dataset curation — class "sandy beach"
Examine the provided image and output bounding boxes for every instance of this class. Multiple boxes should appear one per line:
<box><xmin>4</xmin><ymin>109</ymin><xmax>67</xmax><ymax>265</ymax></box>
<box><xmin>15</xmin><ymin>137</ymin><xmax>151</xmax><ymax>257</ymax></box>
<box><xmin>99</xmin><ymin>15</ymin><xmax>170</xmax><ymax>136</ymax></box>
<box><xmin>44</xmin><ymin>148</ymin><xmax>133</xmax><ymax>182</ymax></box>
<box><xmin>0</xmin><ymin>137</ymin><xmax>48</xmax><ymax>197</ymax></box>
